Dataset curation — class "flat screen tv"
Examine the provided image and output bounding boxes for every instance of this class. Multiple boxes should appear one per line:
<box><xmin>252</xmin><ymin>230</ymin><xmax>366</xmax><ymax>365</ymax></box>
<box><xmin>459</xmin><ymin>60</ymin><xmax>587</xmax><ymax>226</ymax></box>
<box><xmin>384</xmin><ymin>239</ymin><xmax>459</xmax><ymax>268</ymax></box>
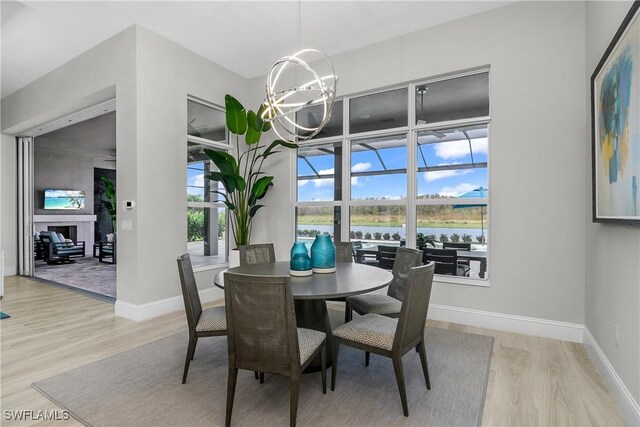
<box><xmin>44</xmin><ymin>189</ymin><xmax>85</xmax><ymax>210</ymax></box>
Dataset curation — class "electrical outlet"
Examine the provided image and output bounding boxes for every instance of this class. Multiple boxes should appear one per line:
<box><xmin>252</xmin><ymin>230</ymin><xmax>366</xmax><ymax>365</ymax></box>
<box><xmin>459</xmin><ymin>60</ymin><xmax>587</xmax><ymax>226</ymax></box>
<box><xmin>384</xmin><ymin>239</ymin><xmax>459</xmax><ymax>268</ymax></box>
<box><xmin>614</xmin><ymin>325</ymin><xmax>620</xmax><ymax>347</ymax></box>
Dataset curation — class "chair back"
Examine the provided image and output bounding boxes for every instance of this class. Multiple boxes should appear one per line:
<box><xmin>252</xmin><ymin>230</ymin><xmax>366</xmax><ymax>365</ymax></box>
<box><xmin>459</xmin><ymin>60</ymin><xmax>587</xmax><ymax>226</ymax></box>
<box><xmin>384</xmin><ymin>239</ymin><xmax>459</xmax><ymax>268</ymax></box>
<box><xmin>377</xmin><ymin>245</ymin><xmax>399</xmax><ymax>269</ymax></box>
<box><xmin>443</xmin><ymin>242</ymin><xmax>471</xmax><ymax>251</ymax></box>
<box><xmin>387</xmin><ymin>248</ymin><xmax>423</xmax><ymax>301</ymax></box>
<box><xmin>423</xmin><ymin>248</ymin><xmax>458</xmax><ymax>275</ymax></box>
<box><xmin>335</xmin><ymin>242</ymin><xmax>353</xmax><ymax>263</ymax></box>
<box><xmin>224</xmin><ymin>272</ymin><xmax>299</xmax><ymax>376</ymax></box>
<box><xmin>350</xmin><ymin>241</ymin><xmax>363</xmax><ymax>262</ymax></box>
<box><xmin>176</xmin><ymin>254</ymin><xmax>203</xmax><ymax>333</ymax></box>
<box><xmin>239</xmin><ymin>243</ymin><xmax>275</xmax><ymax>266</ymax></box>
<box><xmin>393</xmin><ymin>262</ymin><xmax>435</xmax><ymax>352</ymax></box>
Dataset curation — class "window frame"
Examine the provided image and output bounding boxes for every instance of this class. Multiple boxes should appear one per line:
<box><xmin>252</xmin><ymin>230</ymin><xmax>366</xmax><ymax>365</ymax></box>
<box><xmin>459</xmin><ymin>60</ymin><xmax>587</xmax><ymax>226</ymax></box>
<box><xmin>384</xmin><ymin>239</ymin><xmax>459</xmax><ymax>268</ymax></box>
<box><xmin>292</xmin><ymin>68</ymin><xmax>491</xmax><ymax>285</ymax></box>
<box><xmin>186</xmin><ymin>96</ymin><xmax>231</xmax><ymax>271</ymax></box>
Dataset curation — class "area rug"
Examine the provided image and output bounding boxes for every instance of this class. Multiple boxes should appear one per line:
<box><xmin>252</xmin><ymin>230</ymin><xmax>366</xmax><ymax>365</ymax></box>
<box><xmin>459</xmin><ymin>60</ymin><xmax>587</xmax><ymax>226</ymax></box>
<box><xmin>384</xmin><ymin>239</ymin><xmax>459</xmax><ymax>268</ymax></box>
<box><xmin>33</xmin><ymin>327</ymin><xmax>492</xmax><ymax>426</ymax></box>
<box><xmin>34</xmin><ymin>257</ymin><xmax>116</xmax><ymax>298</ymax></box>
<box><xmin>0</xmin><ymin>312</ymin><xmax>10</xmax><ymax>319</ymax></box>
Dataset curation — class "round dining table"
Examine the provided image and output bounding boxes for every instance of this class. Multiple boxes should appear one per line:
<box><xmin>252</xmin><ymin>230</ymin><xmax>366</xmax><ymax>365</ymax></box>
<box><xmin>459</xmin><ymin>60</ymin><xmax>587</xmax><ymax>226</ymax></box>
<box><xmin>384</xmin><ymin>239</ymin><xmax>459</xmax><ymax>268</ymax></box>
<box><xmin>213</xmin><ymin>261</ymin><xmax>393</xmax><ymax>371</ymax></box>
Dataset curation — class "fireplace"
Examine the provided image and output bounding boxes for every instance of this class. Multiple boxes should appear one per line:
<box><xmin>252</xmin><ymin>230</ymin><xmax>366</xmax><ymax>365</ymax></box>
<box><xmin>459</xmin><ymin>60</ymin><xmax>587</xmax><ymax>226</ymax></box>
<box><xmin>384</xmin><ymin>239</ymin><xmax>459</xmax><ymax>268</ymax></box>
<box><xmin>48</xmin><ymin>225</ymin><xmax>78</xmax><ymax>241</ymax></box>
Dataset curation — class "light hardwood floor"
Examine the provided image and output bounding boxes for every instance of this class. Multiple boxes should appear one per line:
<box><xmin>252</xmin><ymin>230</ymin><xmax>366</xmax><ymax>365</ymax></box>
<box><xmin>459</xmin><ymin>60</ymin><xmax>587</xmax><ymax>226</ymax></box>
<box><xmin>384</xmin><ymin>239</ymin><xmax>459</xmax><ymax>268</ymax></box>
<box><xmin>0</xmin><ymin>276</ymin><xmax>626</xmax><ymax>426</ymax></box>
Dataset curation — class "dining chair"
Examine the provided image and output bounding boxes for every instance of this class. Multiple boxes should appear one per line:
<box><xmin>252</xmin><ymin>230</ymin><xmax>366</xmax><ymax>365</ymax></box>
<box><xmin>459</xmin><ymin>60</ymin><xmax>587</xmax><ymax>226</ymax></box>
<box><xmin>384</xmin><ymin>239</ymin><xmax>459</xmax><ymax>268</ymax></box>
<box><xmin>423</xmin><ymin>248</ymin><xmax>470</xmax><ymax>277</ymax></box>
<box><xmin>177</xmin><ymin>253</ymin><xmax>227</xmax><ymax>384</ymax></box>
<box><xmin>345</xmin><ymin>248</ymin><xmax>422</xmax><ymax>321</ymax></box>
<box><xmin>239</xmin><ymin>243</ymin><xmax>275</xmax><ymax>266</ymax></box>
<box><xmin>224</xmin><ymin>271</ymin><xmax>326</xmax><ymax>427</ymax></box>
<box><xmin>332</xmin><ymin>262</ymin><xmax>435</xmax><ymax>417</ymax></box>
<box><xmin>377</xmin><ymin>245</ymin><xmax>399</xmax><ymax>269</ymax></box>
<box><xmin>335</xmin><ymin>242</ymin><xmax>353</xmax><ymax>263</ymax></box>
<box><xmin>442</xmin><ymin>241</ymin><xmax>471</xmax><ymax>268</ymax></box>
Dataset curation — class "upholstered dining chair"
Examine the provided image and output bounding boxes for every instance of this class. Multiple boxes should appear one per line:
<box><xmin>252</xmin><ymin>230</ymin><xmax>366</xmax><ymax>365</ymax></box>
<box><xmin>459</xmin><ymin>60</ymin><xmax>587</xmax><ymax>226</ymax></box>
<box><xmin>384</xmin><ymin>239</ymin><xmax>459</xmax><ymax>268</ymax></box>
<box><xmin>176</xmin><ymin>253</ymin><xmax>227</xmax><ymax>384</ymax></box>
<box><xmin>224</xmin><ymin>272</ymin><xmax>326</xmax><ymax>427</ymax></box>
<box><xmin>239</xmin><ymin>243</ymin><xmax>276</xmax><ymax>266</ymax></box>
<box><xmin>344</xmin><ymin>247</ymin><xmax>422</xmax><ymax>321</ymax></box>
<box><xmin>334</xmin><ymin>242</ymin><xmax>353</xmax><ymax>263</ymax></box>
<box><xmin>332</xmin><ymin>262</ymin><xmax>435</xmax><ymax>417</ymax></box>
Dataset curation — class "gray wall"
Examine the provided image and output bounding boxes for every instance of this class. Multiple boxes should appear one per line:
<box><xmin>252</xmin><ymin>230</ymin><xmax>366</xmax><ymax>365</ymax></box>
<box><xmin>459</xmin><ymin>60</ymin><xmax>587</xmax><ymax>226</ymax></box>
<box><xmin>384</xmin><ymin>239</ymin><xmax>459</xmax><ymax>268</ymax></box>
<box><xmin>585</xmin><ymin>0</ymin><xmax>640</xmax><ymax>404</ymax></box>
<box><xmin>34</xmin><ymin>141</ymin><xmax>94</xmax><ymax>215</ymax></box>
<box><xmin>252</xmin><ymin>1</ymin><xmax>588</xmax><ymax>324</ymax></box>
<box><xmin>1</xmin><ymin>134</ymin><xmax>17</xmax><ymax>275</ymax></box>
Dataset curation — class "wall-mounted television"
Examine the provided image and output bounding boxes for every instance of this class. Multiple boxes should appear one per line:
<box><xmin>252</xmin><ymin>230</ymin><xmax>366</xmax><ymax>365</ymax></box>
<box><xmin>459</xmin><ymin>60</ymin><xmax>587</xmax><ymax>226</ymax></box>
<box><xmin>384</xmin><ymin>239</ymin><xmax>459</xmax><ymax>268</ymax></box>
<box><xmin>44</xmin><ymin>189</ymin><xmax>85</xmax><ymax>210</ymax></box>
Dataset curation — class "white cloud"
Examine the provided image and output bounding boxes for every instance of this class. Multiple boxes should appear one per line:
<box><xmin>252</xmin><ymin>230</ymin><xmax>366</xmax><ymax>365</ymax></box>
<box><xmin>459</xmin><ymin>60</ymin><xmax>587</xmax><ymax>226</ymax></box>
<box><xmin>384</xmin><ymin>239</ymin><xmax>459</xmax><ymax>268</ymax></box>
<box><xmin>434</xmin><ymin>138</ymin><xmax>488</xmax><ymax>160</ymax></box>
<box><xmin>351</xmin><ymin>162</ymin><xmax>372</xmax><ymax>173</ymax></box>
<box><xmin>423</xmin><ymin>165</ymin><xmax>472</xmax><ymax>182</ymax></box>
<box><xmin>298</xmin><ymin>180</ymin><xmax>309</xmax><ymax>187</ymax></box>
<box><xmin>189</xmin><ymin>173</ymin><xmax>204</xmax><ymax>187</ymax></box>
<box><xmin>438</xmin><ymin>183</ymin><xmax>478</xmax><ymax>197</ymax></box>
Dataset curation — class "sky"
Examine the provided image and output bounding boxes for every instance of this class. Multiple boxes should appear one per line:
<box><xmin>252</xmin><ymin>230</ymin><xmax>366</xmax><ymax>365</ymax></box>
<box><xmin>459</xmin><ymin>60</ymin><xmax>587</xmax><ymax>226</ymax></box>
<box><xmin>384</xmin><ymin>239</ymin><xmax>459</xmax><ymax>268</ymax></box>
<box><xmin>297</xmin><ymin>137</ymin><xmax>488</xmax><ymax>202</ymax></box>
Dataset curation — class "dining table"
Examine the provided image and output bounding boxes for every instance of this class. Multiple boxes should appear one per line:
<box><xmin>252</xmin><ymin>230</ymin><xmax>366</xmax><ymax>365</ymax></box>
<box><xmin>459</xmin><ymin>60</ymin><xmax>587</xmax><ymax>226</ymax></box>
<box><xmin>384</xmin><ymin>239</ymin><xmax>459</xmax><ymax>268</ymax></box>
<box><xmin>213</xmin><ymin>261</ymin><xmax>393</xmax><ymax>372</ymax></box>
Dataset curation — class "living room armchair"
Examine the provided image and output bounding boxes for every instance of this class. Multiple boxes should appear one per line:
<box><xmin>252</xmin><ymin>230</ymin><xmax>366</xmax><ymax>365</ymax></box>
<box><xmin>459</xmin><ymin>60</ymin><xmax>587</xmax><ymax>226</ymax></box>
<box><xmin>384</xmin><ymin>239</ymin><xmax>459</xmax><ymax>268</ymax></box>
<box><xmin>98</xmin><ymin>233</ymin><xmax>116</xmax><ymax>264</ymax></box>
<box><xmin>39</xmin><ymin>231</ymin><xmax>85</xmax><ymax>264</ymax></box>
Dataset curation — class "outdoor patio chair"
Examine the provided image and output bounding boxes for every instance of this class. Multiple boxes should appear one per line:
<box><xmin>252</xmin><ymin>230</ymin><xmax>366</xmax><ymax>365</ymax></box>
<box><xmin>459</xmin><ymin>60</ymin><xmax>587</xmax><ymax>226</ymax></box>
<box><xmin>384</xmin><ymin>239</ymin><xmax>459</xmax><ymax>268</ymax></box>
<box><xmin>377</xmin><ymin>245</ymin><xmax>399</xmax><ymax>269</ymax></box>
<box><xmin>239</xmin><ymin>243</ymin><xmax>275</xmax><ymax>266</ymax></box>
<box><xmin>176</xmin><ymin>253</ymin><xmax>227</xmax><ymax>384</ymax></box>
<box><xmin>224</xmin><ymin>271</ymin><xmax>326</xmax><ymax>427</ymax></box>
<box><xmin>351</xmin><ymin>241</ymin><xmax>378</xmax><ymax>265</ymax></box>
<box><xmin>332</xmin><ymin>262</ymin><xmax>435</xmax><ymax>417</ymax></box>
<box><xmin>442</xmin><ymin>242</ymin><xmax>471</xmax><ymax>267</ymax></box>
<box><xmin>423</xmin><ymin>248</ymin><xmax>470</xmax><ymax>277</ymax></box>
<box><xmin>345</xmin><ymin>248</ymin><xmax>422</xmax><ymax>321</ymax></box>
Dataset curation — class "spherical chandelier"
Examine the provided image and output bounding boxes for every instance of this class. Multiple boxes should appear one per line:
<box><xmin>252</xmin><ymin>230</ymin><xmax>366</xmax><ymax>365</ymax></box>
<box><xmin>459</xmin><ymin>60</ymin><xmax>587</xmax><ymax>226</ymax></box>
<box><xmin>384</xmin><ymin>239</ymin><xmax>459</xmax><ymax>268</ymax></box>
<box><xmin>261</xmin><ymin>48</ymin><xmax>338</xmax><ymax>143</ymax></box>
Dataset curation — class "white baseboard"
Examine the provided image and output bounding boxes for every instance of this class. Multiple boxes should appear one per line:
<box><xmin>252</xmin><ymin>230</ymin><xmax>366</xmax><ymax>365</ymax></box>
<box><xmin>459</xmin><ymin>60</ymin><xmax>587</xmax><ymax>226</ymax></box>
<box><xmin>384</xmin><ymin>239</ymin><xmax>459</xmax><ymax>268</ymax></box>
<box><xmin>583</xmin><ymin>327</ymin><xmax>640</xmax><ymax>426</ymax></box>
<box><xmin>428</xmin><ymin>304</ymin><xmax>585</xmax><ymax>343</ymax></box>
<box><xmin>114</xmin><ymin>287</ymin><xmax>223</xmax><ymax>322</ymax></box>
<box><xmin>3</xmin><ymin>266</ymin><xmax>17</xmax><ymax>277</ymax></box>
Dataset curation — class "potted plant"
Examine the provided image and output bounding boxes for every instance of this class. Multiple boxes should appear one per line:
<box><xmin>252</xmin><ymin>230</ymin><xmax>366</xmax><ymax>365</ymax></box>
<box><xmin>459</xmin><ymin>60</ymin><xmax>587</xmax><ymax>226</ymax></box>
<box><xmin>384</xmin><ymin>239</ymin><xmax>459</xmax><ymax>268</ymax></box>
<box><xmin>100</xmin><ymin>176</ymin><xmax>117</xmax><ymax>232</ymax></box>
<box><xmin>204</xmin><ymin>95</ymin><xmax>296</xmax><ymax>249</ymax></box>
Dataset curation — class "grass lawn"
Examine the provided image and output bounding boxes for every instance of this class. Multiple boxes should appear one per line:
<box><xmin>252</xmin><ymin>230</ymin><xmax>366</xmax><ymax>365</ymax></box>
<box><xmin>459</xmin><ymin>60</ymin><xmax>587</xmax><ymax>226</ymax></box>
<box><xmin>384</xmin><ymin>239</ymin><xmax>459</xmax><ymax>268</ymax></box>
<box><xmin>298</xmin><ymin>215</ymin><xmax>482</xmax><ymax>229</ymax></box>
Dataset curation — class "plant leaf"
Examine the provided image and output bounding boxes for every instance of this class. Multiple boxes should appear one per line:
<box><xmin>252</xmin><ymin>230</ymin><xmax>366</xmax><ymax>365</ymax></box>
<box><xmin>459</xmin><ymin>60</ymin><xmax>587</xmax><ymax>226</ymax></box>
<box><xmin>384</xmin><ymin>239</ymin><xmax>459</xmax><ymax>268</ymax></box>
<box><xmin>209</xmin><ymin>171</ymin><xmax>236</xmax><ymax>193</ymax></box>
<box><xmin>256</xmin><ymin>104</ymin><xmax>272</xmax><ymax>132</ymax></box>
<box><xmin>249</xmin><ymin>204</ymin><xmax>264</xmax><ymax>217</ymax></box>
<box><xmin>223</xmin><ymin>200</ymin><xmax>236</xmax><ymax>211</ymax></box>
<box><xmin>252</xmin><ymin>176</ymin><xmax>274</xmax><ymax>199</ymax></box>
<box><xmin>225</xmin><ymin>94</ymin><xmax>247</xmax><ymax>135</ymax></box>
<box><xmin>234</xmin><ymin>175</ymin><xmax>247</xmax><ymax>192</ymax></box>
<box><xmin>245</xmin><ymin>110</ymin><xmax>261</xmax><ymax>145</ymax></box>
<box><xmin>204</xmin><ymin>149</ymin><xmax>237</xmax><ymax>175</ymax></box>
<box><xmin>248</xmin><ymin>194</ymin><xmax>256</xmax><ymax>207</ymax></box>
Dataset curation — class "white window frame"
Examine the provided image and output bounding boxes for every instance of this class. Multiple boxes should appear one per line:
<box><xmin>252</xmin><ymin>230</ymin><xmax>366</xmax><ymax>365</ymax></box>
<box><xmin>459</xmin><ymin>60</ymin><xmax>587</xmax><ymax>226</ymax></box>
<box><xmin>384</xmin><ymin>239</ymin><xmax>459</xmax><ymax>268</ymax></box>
<box><xmin>186</xmin><ymin>96</ymin><xmax>231</xmax><ymax>271</ymax></box>
<box><xmin>293</xmin><ymin>68</ymin><xmax>491</xmax><ymax>285</ymax></box>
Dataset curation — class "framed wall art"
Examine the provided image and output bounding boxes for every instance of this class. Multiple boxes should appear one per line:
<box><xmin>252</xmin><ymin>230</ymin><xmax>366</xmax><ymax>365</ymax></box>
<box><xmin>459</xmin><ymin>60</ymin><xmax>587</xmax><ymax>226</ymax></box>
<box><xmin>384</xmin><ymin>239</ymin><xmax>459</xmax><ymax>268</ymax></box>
<box><xmin>592</xmin><ymin>1</ymin><xmax>640</xmax><ymax>224</ymax></box>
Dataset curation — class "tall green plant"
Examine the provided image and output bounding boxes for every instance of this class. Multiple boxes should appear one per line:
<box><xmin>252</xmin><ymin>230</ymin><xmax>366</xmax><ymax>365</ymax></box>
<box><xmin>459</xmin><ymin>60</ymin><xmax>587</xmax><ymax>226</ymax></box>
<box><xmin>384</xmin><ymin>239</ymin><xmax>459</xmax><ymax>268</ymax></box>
<box><xmin>204</xmin><ymin>95</ymin><xmax>296</xmax><ymax>247</ymax></box>
<box><xmin>100</xmin><ymin>176</ymin><xmax>117</xmax><ymax>232</ymax></box>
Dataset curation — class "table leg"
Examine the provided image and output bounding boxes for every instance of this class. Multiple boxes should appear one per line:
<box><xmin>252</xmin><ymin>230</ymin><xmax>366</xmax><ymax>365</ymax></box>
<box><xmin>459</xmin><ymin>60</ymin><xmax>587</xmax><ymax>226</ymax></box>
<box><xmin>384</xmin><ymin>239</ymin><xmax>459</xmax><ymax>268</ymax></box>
<box><xmin>294</xmin><ymin>299</ymin><xmax>333</xmax><ymax>373</ymax></box>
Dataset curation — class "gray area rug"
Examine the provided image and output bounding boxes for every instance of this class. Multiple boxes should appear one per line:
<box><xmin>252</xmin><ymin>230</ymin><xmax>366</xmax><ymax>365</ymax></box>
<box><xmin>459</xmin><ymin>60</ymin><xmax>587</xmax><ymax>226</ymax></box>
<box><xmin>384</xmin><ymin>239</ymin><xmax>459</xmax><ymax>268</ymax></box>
<box><xmin>34</xmin><ymin>257</ymin><xmax>116</xmax><ymax>298</ymax></box>
<box><xmin>33</xmin><ymin>327</ymin><xmax>493</xmax><ymax>426</ymax></box>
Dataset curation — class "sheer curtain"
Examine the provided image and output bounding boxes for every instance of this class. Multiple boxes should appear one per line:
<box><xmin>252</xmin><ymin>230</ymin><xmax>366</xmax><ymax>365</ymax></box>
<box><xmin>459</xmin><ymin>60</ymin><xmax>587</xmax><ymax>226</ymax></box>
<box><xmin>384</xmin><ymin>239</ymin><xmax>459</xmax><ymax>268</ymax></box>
<box><xmin>17</xmin><ymin>136</ymin><xmax>34</xmax><ymax>276</ymax></box>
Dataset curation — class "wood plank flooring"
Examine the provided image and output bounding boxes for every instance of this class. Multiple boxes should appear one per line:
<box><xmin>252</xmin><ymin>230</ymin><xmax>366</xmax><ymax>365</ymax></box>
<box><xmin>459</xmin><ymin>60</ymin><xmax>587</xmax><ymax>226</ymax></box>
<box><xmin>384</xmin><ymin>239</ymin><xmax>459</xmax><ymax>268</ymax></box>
<box><xmin>0</xmin><ymin>276</ymin><xmax>626</xmax><ymax>426</ymax></box>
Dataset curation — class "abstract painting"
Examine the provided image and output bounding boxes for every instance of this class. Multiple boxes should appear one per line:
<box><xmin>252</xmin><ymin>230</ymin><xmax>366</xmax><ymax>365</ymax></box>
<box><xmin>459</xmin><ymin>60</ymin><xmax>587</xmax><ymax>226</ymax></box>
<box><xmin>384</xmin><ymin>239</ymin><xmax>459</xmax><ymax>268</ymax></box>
<box><xmin>592</xmin><ymin>2</ymin><xmax>640</xmax><ymax>224</ymax></box>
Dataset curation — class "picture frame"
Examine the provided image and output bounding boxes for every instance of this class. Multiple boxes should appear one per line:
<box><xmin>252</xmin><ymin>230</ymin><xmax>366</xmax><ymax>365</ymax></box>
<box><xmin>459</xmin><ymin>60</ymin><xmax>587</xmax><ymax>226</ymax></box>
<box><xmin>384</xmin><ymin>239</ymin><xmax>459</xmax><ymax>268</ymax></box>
<box><xmin>592</xmin><ymin>1</ymin><xmax>640</xmax><ymax>224</ymax></box>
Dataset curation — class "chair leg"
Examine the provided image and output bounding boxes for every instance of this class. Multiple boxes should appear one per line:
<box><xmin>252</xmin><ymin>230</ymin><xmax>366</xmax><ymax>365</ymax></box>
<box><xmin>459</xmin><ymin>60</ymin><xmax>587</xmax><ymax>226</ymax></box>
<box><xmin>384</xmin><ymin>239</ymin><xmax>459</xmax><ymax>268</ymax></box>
<box><xmin>254</xmin><ymin>371</ymin><xmax>259</xmax><ymax>380</ymax></box>
<box><xmin>225</xmin><ymin>367</ymin><xmax>238</xmax><ymax>427</ymax></box>
<box><xmin>392</xmin><ymin>354</ymin><xmax>409</xmax><ymax>417</ymax></box>
<box><xmin>331</xmin><ymin>341</ymin><xmax>340</xmax><ymax>391</ymax></box>
<box><xmin>365</xmin><ymin>351</ymin><xmax>370</xmax><ymax>367</ymax></box>
<box><xmin>344</xmin><ymin>303</ymin><xmax>351</xmax><ymax>323</ymax></box>
<box><xmin>290</xmin><ymin>376</ymin><xmax>300</xmax><ymax>427</ymax></box>
<box><xmin>417</xmin><ymin>340</ymin><xmax>431</xmax><ymax>390</ymax></box>
<box><xmin>192</xmin><ymin>337</ymin><xmax>198</xmax><ymax>360</ymax></box>
<box><xmin>260</xmin><ymin>372</ymin><xmax>265</xmax><ymax>384</ymax></box>
<box><xmin>320</xmin><ymin>342</ymin><xmax>327</xmax><ymax>394</ymax></box>
<box><xmin>182</xmin><ymin>335</ymin><xmax>198</xmax><ymax>384</ymax></box>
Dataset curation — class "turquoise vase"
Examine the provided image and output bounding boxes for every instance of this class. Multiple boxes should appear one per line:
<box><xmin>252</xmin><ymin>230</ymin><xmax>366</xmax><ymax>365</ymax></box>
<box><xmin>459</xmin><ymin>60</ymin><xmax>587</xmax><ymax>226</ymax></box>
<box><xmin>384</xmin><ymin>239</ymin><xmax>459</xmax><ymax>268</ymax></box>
<box><xmin>290</xmin><ymin>242</ymin><xmax>312</xmax><ymax>276</ymax></box>
<box><xmin>310</xmin><ymin>233</ymin><xmax>336</xmax><ymax>273</ymax></box>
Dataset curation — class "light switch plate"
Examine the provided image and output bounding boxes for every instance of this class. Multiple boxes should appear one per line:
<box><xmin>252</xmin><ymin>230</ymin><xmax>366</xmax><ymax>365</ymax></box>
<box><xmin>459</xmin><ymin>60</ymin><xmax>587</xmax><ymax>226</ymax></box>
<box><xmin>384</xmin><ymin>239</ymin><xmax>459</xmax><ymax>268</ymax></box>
<box><xmin>121</xmin><ymin>220</ymin><xmax>133</xmax><ymax>231</ymax></box>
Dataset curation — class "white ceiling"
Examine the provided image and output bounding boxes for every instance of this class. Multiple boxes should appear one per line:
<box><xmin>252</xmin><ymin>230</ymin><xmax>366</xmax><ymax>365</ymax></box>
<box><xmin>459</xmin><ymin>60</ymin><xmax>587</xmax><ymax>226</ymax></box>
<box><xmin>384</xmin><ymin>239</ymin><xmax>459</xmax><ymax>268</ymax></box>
<box><xmin>1</xmin><ymin>1</ymin><xmax>512</xmax><ymax>99</ymax></box>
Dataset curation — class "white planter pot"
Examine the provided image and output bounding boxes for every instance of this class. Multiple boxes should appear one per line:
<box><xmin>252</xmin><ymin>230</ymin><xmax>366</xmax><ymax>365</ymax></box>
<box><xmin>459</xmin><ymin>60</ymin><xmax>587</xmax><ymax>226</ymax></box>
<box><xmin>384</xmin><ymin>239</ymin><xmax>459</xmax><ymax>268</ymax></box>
<box><xmin>228</xmin><ymin>249</ymin><xmax>240</xmax><ymax>268</ymax></box>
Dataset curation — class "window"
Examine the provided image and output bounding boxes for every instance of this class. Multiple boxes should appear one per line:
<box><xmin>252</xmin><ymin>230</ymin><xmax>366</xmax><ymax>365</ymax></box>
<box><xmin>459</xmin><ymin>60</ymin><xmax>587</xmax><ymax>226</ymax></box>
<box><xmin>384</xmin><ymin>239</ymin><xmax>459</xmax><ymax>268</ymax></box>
<box><xmin>294</xmin><ymin>69</ymin><xmax>490</xmax><ymax>281</ymax></box>
<box><xmin>187</xmin><ymin>99</ymin><xmax>229</xmax><ymax>267</ymax></box>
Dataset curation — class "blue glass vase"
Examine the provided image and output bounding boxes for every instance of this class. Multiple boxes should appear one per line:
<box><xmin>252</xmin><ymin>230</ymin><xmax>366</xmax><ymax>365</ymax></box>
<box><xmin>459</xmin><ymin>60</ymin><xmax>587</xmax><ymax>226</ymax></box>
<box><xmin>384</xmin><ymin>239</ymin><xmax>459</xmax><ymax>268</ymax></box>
<box><xmin>290</xmin><ymin>242</ymin><xmax>312</xmax><ymax>276</ymax></box>
<box><xmin>310</xmin><ymin>233</ymin><xmax>336</xmax><ymax>273</ymax></box>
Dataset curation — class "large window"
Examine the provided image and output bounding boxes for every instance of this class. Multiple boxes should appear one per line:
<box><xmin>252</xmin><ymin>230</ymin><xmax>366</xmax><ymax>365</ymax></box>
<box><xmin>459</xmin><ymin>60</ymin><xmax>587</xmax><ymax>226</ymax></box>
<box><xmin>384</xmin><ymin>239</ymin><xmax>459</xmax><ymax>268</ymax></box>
<box><xmin>187</xmin><ymin>99</ymin><xmax>229</xmax><ymax>268</ymax></box>
<box><xmin>294</xmin><ymin>69</ymin><xmax>490</xmax><ymax>281</ymax></box>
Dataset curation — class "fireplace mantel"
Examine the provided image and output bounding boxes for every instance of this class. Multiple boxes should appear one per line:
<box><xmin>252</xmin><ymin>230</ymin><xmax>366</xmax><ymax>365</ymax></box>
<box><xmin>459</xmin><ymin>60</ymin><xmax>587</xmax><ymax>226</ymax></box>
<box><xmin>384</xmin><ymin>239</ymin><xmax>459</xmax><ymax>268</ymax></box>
<box><xmin>34</xmin><ymin>215</ymin><xmax>96</xmax><ymax>223</ymax></box>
